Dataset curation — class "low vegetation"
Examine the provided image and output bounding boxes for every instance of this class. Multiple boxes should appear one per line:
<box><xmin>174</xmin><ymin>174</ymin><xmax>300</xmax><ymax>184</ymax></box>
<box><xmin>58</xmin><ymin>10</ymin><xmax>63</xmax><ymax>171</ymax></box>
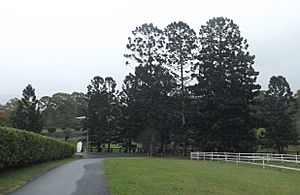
<box><xmin>104</xmin><ymin>157</ymin><xmax>300</xmax><ymax>195</ymax></box>
<box><xmin>0</xmin><ymin>127</ymin><xmax>75</xmax><ymax>170</ymax></box>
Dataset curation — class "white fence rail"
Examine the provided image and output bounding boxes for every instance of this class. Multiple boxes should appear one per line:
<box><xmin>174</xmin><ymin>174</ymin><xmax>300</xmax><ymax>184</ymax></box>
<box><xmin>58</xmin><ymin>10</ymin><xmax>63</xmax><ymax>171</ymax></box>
<box><xmin>190</xmin><ymin>151</ymin><xmax>300</xmax><ymax>171</ymax></box>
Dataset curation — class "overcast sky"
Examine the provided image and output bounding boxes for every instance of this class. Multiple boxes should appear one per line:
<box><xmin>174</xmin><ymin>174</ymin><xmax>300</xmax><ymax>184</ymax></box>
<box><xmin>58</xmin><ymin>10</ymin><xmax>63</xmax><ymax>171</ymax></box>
<box><xmin>0</xmin><ymin>0</ymin><xmax>299</xmax><ymax>103</ymax></box>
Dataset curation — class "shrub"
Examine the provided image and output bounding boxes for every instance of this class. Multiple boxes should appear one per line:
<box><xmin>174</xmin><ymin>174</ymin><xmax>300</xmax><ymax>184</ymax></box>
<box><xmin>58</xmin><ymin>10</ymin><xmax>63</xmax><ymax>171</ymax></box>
<box><xmin>0</xmin><ymin>127</ymin><xmax>75</xmax><ymax>170</ymax></box>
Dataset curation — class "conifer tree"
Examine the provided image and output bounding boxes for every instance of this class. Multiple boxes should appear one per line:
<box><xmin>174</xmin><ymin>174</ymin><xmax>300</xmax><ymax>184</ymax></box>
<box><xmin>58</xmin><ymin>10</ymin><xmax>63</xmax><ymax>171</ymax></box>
<box><xmin>12</xmin><ymin>84</ymin><xmax>43</xmax><ymax>133</ymax></box>
<box><xmin>263</xmin><ymin>76</ymin><xmax>297</xmax><ymax>153</ymax></box>
<box><xmin>191</xmin><ymin>17</ymin><xmax>260</xmax><ymax>152</ymax></box>
<box><xmin>164</xmin><ymin>21</ymin><xmax>197</xmax><ymax>155</ymax></box>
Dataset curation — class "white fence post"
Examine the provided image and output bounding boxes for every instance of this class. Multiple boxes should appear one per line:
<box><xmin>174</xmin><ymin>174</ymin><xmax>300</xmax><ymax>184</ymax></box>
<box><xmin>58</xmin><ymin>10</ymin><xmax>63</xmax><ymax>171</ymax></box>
<box><xmin>296</xmin><ymin>155</ymin><xmax>298</xmax><ymax>163</ymax></box>
<box><xmin>204</xmin><ymin>152</ymin><xmax>206</xmax><ymax>162</ymax></box>
<box><xmin>225</xmin><ymin>152</ymin><xmax>228</xmax><ymax>164</ymax></box>
<box><xmin>263</xmin><ymin>157</ymin><xmax>265</xmax><ymax>169</ymax></box>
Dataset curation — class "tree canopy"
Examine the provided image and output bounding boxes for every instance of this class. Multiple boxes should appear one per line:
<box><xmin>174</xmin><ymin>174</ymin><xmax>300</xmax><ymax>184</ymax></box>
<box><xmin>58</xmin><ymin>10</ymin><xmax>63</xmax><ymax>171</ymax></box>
<box><xmin>6</xmin><ymin>17</ymin><xmax>299</xmax><ymax>155</ymax></box>
<box><xmin>12</xmin><ymin>84</ymin><xmax>43</xmax><ymax>133</ymax></box>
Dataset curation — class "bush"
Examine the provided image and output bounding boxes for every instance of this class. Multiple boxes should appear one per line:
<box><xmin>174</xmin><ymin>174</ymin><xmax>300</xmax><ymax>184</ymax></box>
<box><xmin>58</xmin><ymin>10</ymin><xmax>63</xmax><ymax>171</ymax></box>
<box><xmin>0</xmin><ymin>127</ymin><xmax>75</xmax><ymax>170</ymax></box>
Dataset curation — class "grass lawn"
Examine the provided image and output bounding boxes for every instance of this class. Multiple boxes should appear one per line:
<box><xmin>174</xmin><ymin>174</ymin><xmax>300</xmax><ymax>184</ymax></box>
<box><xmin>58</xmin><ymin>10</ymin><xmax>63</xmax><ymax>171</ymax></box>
<box><xmin>0</xmin><ymin>158</ymin><xmax>75</xmax><ymax>194</ymax></box>
<box><xmin>104</xmin><ymin>157</ymin><xmax>300</xmax><ymax>195</ymax></box>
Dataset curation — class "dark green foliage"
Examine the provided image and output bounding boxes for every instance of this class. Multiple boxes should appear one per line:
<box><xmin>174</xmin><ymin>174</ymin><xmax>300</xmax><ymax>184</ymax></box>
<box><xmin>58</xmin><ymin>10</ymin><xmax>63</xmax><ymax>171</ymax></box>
<box><xmin>191</xmin><ymin>17</ymin><xmax>260</xmax><ymax>152</ymax></box>
<box><xmin>120</xmin><ymin>66</ymin><xmax>176</xmax><ymax>154</ymax></box>
<box><xmin>164</xmin><ymin>21</ymin><xmax>197</xmax><ymax>155</ymax></box>
<box><xmin>0</xmin><ymin>126</ymin><xmax>75</xmax><ymax>170</ymax></box>
<box><xmin>164</xmin><ymin>21</ymin><xmax>196</xmax><ymax>90</ymax></box>
<box><xmin>47</xmin><ymin>127</ymin><xmax>56</xmax><ymax>134</ymax></box>
<box><xmin>124</xmin><ymin>23</ymin><xmax>177</xmax><ymax>154</ymax></box>
<box><xmin>124</xmin><ymin>23</ymin><xmax>165</xmax><ymax>67</ymax></box>
<box><xmin>71</xmin><ymin>92</ymin><xmax>88</xmax><ymax>117</ymax></box>
<box><xmin>262</xmin><ymin>76</ymin><xmax>297</xmax><ymax>153</ymax></box>
<box><xmin>86</xmin><ymin>76</ymin><xmax>119</xmax><ymax>151</ymax></box>
<box><xmin>0</xmin><ymin>98</ymin><xmax>20</xmax><ymax>127</ymax></box>
<box><xmin>0</xmin><ymin>104</ymin><xmax>11</xmax><ymax>127</ymax></box>
<box><xmin>293</xmin><ymin>90</ymin><xmax>300</xmax><ymax>135</ymax></box>
<box><xmin>12</xmin><ymin>85</ymin><xmax>43</xmax><ymax>133</ymax></box>
<box><xmin>39</xmin><ymin>92</ymin><xmax>85</xmax><ymax>130</ymax></box>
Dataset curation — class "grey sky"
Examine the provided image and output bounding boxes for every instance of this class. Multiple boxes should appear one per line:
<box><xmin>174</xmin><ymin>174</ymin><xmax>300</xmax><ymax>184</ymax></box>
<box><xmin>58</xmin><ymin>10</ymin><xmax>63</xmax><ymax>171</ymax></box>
<box><xmin>0</xmin><ymin>0</ymin><xmax>299</xmax><ymax>103</ymax></box>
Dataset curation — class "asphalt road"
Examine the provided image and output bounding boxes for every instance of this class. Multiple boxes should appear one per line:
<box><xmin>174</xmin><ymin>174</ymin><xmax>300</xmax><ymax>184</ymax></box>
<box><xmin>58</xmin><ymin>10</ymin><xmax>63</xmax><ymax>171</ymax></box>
<box><xmin>10</xmin><ymin>158</ymin><xmax>109</xmax><ymax>195</ymax></box>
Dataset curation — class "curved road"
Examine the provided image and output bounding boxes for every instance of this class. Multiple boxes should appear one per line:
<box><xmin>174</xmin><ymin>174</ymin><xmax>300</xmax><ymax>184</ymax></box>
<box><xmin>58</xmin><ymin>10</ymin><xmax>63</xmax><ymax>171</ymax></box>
<box><xmin>11</xmin><ymin>158</ymin><xmax>109</xmax><ymax>195</ymax></box>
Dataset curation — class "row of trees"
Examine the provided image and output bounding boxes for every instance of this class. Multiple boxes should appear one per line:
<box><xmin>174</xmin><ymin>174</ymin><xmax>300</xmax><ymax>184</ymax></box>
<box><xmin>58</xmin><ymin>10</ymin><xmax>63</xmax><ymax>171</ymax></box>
<box><xmin>0</xmin><ymin>87</ymin><xmax>87</xmax><ymax>134</ymax></box>
<box><xmin>255</xmin><ymin>77</ymin><xmax>298</xmax><ymax>153</ymax></box>
<box><xmin>85</xmin><ymin>17</ymin><xmax>298</xmax><ymax>154</ymax></box>
<box><xmin>0</xmin><ymin>17</ymin><xmax>298</xmax><ymax>154</ymax></box>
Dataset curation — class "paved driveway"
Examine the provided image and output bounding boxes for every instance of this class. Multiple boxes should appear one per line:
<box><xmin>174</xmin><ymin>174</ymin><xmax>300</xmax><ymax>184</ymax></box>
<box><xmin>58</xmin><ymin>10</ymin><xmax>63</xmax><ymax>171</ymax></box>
<box><xmin>11</xmin><ymin>159</ymin><xmax>109</xmax><ymax>195</ymax></box>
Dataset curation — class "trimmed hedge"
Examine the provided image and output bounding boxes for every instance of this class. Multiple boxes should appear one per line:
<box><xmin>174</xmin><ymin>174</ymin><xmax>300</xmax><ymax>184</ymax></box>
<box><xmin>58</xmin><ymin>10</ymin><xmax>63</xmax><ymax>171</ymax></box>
<box><xmin>0</xmin><ymin>127</ymin><xmax>75</xmax><ymax>170</ymax></box>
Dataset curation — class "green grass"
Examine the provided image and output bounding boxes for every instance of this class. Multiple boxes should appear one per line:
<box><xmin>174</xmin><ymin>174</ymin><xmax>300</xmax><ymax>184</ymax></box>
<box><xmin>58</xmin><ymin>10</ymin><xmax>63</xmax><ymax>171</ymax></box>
<box><xmin>286</xmin><ymin>145</ymin><xmax>300</xmax><ymax>153</ymax></box>
<box><xmin>258</xmin><ymin>144</ymin><xmax>300</xmax><ymax>154</ymax></box>
<box><xmin>0</xmin><ymin>158</ymin><xmax>75</xmax><ymax>194</ymax></box>
<box><xmin>104</xmin><ymin>157</ymin><xmax>300</xmax><ymax>195</ymax></box>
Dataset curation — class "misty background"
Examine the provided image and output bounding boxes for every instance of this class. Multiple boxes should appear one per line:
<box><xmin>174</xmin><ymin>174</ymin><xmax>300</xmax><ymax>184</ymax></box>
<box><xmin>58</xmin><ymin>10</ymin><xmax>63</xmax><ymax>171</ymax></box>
<box><xmin>0</xmin><ymin>0</ymin><xmax>299</xmax><ymax>103</ymax></box>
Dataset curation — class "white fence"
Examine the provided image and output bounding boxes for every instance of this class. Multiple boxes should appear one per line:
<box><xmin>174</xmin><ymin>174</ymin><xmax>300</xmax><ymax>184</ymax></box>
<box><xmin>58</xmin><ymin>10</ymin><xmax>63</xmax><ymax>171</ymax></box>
<box><xmin>190</xmin><ymin>151</ymin><xmax>300</xmax><ymax>171</ymax></box>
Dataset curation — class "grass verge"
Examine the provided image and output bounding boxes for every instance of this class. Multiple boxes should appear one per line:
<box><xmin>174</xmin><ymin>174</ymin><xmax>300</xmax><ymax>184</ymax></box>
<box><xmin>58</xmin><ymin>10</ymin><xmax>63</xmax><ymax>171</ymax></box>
<box><xmin>104</xmin><ymin>157</ymin><xmax>300</xmax><ymax>195</ymax></box>
<box><xmin>0</xmin><ymin>158</ymin><xmax>75</xmax><ymax>194</ymax></box>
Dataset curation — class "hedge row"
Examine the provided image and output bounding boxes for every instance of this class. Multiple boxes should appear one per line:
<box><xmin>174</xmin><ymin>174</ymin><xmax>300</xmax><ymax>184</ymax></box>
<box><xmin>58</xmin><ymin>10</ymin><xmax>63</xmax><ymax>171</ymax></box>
<box><xmin>0</xmin><ymin>127</ymin><xmax>75</xmax><ymax>170</ymax></box>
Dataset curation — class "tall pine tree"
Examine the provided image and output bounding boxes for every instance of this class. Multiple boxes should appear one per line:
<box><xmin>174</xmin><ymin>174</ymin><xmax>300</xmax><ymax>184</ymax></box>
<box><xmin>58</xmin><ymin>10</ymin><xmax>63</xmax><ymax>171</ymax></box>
<box><xmin>124</xmin><ymin>23</ymin><xmax>177</xmax><ymax>155</ymax></box>
<box><xmin>164</xmin><ymin>21</ymin><xmax>197</xmax><ymax>155</ymax></box>
<box><xmin>263</xmin><ymin>76</ymin><xmax>297</xmax><ymax>153</ymax></box>
<box><xmin>86</xmin><ymin>76</ymin><xmax>118</xmax><ymax>152</ymax></box>
<box><xmin>191</xmin><ymin>17</ymin><xmax>260</xmax><ymax>152</ymax></box>
<box><xmin>12</xmin><ymin>84</ymin><xmax>43</xmax><ymax>133</ymax></box>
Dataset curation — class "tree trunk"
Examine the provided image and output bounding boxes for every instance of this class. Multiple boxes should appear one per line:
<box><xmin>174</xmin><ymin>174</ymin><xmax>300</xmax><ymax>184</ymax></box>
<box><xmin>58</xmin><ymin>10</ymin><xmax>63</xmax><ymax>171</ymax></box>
<box><xmin>97</xmin><ymin>143</ymin><xmax>101</xmax><ymax>152</ymax></box>
<box><xmin>149</xmin><ymin>133</ymin><xmax>155</xmax><ymax>156</ymax></box>
<box><xmin>107</xmin><ymin>142</ymin><xmax>111</xmax><ymax>152</ymax></box>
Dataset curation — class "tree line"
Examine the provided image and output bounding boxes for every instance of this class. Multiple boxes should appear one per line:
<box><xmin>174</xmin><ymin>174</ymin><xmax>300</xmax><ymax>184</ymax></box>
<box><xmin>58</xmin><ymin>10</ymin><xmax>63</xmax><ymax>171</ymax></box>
<box><xmin>0</xmin><ymin>17</ymin><xmax>299</xmax><ymax>154</ymax></box>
